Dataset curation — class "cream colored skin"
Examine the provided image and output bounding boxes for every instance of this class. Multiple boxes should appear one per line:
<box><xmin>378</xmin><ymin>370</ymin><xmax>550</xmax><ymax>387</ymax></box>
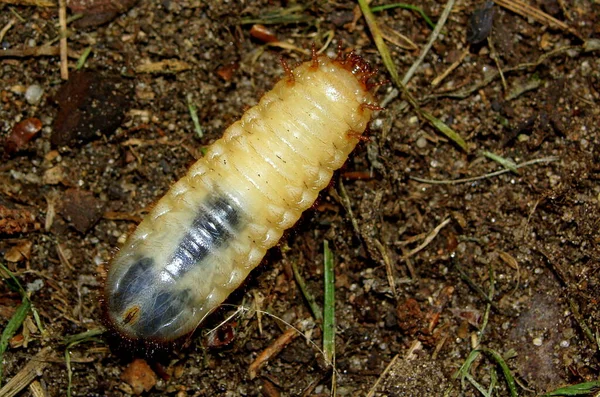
<box><xmin>105</xmin><ymin>55</ymin><xmax>375</xmax><ymax>341</ymax></box>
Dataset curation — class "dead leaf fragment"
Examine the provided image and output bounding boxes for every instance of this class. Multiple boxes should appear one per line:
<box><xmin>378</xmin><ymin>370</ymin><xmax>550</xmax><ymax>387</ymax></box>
<box><xmin>58</xmin><ymin>189</ymin><xmax>105</xmax><ymax>233</ymax></box>
<box><xmin>42</xmin><ymin>165</ymin><xmax>66</xmax><ymax>185</ymax></box>
<box><xmin>67</xmin><ymin>0</ymin><xmax>138</xmax><ymax>27</ymax></box>
<box><xmin>249</xmin><ymin>24</ymin><xmax>278</xmax><ymax>43</ymax></box>
<box><xmin>4</xmin><ymin>240</ymin><xmax>33</xmax><ymax>262</ymax></box>
<box><xmin>4</xmin><ymin>118</ymin><xmax>42</xmax><ymax>156</ymax></box>
<box><xmin>52</xmin><ymin>71</ymin><xmax>133</xmax><ymax>147</ymax></box>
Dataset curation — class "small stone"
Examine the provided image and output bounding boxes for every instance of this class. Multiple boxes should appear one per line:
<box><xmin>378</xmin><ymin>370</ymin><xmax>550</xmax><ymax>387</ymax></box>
<box><xmin>25</xmin><ymin>84</ymin><xmax>44</xmax><ymax>105</ymax></box>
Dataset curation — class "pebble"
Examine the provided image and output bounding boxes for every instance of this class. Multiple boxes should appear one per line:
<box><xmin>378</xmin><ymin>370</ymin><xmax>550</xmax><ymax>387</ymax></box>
<box><xmin>25</xmin><ymin>84</ymin><xmax>44</xmax><ymax>105</ymax></box>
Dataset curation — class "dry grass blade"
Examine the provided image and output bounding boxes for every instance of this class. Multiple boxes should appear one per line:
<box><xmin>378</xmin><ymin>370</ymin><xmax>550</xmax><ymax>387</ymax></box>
<box><xmin>374</xmin><ymin>239</ymin><xmax>398</xmax><ymax>299</ymax></box>
<box><xmin>366</xmin><ymin>354</ymin><xmax>400</xmax><ymax>397</ymax></box>
<box><xmin>0</xmin><ymin>347</ymin><xmax>52</xmax><ymax>397</ymax></box>
<box><xmin>410</xmin><ymin>156</ymin><xmax>559</xmax><ymax>184</ymax></box>
<box><xmin>403</xmin><ymin>218</ymin><xmax>451</xmax><ymax>259</ymax></box>
<box><xmin>0</xmin><ymin>0</ymin><xmax>54</xmax><ymax>6</ymax></box>
<box><xmin>493</xmin><ymin>0</ymin><xmax>582</xmax><ymax>39</ymax></box>
<box><xmin>0</xmin><ymin>45</ymin><xmax>80</xmax><ymax>58</ymax></box>
<box><xmin>0</xmin><ymin>18</ymin><xmax>16</xmax><ymax>43</ymax></box>
<box><xmin>357</xmin><ymin>0</ymin><xmax>469</xmax><ymax>152</ymax></box>
<box><xmin>357</xmin><ymin>0</ymin><xmax>399</xmax><ymax>85</ymax></box>
<box><xmin>402</xmin><ymin>0</ymin><xmax>455</xmax><ymax>86</ymax></box>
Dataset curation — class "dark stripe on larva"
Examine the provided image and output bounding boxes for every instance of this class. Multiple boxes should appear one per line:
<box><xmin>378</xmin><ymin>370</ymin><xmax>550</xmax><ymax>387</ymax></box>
<box><xmin>164</xmin><ymin>195</ymin><xmax>241</xmax><ymax>279</ymax></box>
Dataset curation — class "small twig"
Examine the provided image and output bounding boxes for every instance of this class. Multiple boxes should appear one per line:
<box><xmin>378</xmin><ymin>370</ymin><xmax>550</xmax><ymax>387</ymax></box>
<box><xmin>0</xmin><ymin>45</ymin><xmax>79</xmax><ymax>58</ymax></box>
<box><xmin>373</xmin><ymin>239</ymin><xmax>398</xmax><ymax>299</ymax></box>
<box><xmin>366</xmin><ymin>354</ymin><xmax>400</xmax><ymax>397</ymax></box>
<box><xmin>248</xmin><ymin>327</ymin><xmax>298</xmax><ymax>379</ymax></box>
<box><xmin>58</xmin><ymin>0</ymin><xmax>68</xmax><ymax>79</ymax></box>
<box><xmin>431</xmin><ymin>48</ymin><xmax>469</xmax><ymax>87</ymax></box>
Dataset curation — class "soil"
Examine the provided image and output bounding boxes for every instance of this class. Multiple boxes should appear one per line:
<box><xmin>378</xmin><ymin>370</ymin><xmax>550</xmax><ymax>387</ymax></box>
<box><xmin>1</xmin><ymin>1</ymin><xmax>599</xmax><ymax>396</ymax></box>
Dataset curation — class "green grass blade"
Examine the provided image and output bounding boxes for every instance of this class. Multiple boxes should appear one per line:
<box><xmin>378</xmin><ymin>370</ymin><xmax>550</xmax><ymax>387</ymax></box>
<box><xmin>544</xmin><ymin>381</ymin><xmax>600</xmax><ymax>396</ymax></box>
<box><xmin>478</xmin><ymin>348</ymin><xmax>518</xmax><ymax>397</ymax></box>
<box><xmin>421</xmin><ymin>112</ymin><xmax>468</xmax><ymax>151</ymax></box>
<box><xmin>482</xmin><ymin>151</ymin><xmax>519</xmax><ymax>174</ymax></box>
<box><xmin>357</xmin><ymin>0</ymin><xmax>468</xmax><ymax>152</ymax></box>
<box><xmin>75</xmin><ymin>47</ymin><xmax>92</xmax><ymax>70</ymax></box>
<box><xmin>0</xmin><ymin>299</ymin><xmax>31</xmax><ymax>386</ymax></box>
<box><xmin>357</xmin><ymin>0</ymin><xmax>399</xmax><ymax>86</ymax></box>
<box><xmin>323</xmin><ymin>240</ymin><xmax>335</xmax><ymax>365</ymax></box>
<box><xmin>187</xmin><ymin>95</ymin><xmax>204</xmax><ymax>139</ymax></box>
<box><xmin>291</xmin><ymin>261</ymin><xmax>322</xmax><ymax>322</ymax></box>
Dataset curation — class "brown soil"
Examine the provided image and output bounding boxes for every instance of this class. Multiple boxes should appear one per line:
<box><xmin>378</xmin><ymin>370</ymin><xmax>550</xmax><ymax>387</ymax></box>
<box><xmin>1</xmin><ymin>1</ymin><xmax>599</xmax><ymax>396</ymax></box>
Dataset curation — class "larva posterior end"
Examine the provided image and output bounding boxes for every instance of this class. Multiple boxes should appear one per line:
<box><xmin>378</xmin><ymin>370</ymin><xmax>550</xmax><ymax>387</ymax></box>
<box><xmin>99</xmin><ymin>291</ymin><xmax>191</xmax><ymax>358</ymax></box>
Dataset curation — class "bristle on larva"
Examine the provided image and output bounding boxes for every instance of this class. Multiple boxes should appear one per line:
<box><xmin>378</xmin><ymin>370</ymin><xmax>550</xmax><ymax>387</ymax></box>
<box><xmin>103</xmin><ymin>50</ymin><xmax>377</xmax><ymax>343</ymax></box>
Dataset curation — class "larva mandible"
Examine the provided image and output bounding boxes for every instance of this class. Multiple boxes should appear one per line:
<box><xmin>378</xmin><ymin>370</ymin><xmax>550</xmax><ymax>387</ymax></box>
<box><xmin>104</xmin><ymin>48</ymin><xmax>377</xmax><ymax>342</ymax></box>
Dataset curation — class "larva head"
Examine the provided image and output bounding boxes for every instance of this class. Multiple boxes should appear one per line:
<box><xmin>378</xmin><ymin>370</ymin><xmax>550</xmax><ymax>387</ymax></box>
<box><xmin>332</xmin><ymin>49</ymin><xmax>379</xmax><ymax>91</ymax></box>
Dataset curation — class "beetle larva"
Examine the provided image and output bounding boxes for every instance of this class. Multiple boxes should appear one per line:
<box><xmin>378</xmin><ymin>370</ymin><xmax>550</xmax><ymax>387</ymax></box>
<box><xmin>104</xmin><ymin>49</ymin><xmax>377</xmax><ymax>342</ymax></box>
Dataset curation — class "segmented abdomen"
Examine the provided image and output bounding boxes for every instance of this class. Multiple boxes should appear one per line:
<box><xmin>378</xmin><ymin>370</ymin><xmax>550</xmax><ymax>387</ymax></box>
<box><xmin>104</xmin><ymin>53</ymin><xmax>375</xmax><ymax>341</ymax></box>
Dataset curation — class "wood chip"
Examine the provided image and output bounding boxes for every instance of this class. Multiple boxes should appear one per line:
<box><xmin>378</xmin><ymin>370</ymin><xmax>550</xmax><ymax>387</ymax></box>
<box><xmin>248</xmin><ymin>327</ymin><xmax>298</xmax><ymax>379</ymax></box>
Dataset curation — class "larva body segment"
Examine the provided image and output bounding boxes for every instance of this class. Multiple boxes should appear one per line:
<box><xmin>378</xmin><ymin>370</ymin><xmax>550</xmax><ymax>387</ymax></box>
<box><xmin>104</xmin><ymin>53</ymin><xmax>376</xmax><ymax>342</ymax></box>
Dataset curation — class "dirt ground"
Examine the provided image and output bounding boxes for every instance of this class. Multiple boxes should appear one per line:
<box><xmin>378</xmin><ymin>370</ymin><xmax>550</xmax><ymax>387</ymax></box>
<box><xmin>1</xmin><ymin>1</ymin><xmax>599</xmax><ymax>396</ymax></box>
